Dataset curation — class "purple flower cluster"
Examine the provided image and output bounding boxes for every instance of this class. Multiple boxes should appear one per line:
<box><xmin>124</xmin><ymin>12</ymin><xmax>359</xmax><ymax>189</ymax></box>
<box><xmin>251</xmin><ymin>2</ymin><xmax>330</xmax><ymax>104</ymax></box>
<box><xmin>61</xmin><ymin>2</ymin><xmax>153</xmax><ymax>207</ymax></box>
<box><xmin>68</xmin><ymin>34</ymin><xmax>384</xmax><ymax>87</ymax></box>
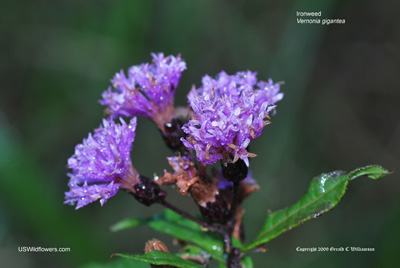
<box><xmin>181</xmin><ymin>71</ymin><xmax>283</xmax><ymax>166</ymax></box>
<box><xmin>65</xmin><ymin>53</ymin><xmax>284</xmax><ymax>210</ymax></box>
<box><xmin>65</xmin><ymin>118</ymin><xmax>139</xmax><ymax>209</ymax></box>
<box><xmin>99</xmin><ymin>53</ymin><xmax>186</xmax><ymax>130</ymax></box>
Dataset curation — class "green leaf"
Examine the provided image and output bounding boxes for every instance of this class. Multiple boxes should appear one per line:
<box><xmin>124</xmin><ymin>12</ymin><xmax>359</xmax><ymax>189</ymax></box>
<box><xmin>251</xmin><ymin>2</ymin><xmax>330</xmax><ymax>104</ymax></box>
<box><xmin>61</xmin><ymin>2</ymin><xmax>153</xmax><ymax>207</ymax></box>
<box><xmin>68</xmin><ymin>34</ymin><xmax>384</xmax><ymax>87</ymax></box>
<box><xmin>113</xmin><ymin>251</ymin><xmax>203</xmax><ymax>268</ymax></box>
<box><xmin>148</xmin><ymin>211</ymin><xmax>225</xmax><ymax>262</ymax></box>
<box><xmin>112</xmin><ymin>210</ymin><xmax>225</xmax><ymax>262</ymax></box>
<box><xmin>110</xmin><ymin>216</ymin><xmax>151</xmax><ymax>232</ymax></box>
<box><xmin>348</xmin><ymin>165</ymin><xmax>392</xmax><ymax>181</ymax></box>
<box><xmin>241</xmin><ymin>255</ymin><xmax>254</xmax><ymax>268</ymax></box>
<box><xmin>177</xmin><ymin>245</ymin><xmax>208</xmax><ymax>259</ymax></box>
<box><xmin>81</xmin><ymin>258</ymin><xmax>150</xmax><ymax>268</ymax></box>
<box><xmin>218</xmin><ymin>262</ymin><xmax>227</xmax><ymax>268</ymax></box>
<box><xmin>243</xmin><ymin>165</ymin><xmax>392</xmax><ymax>251</ymax></box>
<box><xmin>177</xmin><ymin>245</ymin><xmax>212</xmax><ymax>267</ymax></box>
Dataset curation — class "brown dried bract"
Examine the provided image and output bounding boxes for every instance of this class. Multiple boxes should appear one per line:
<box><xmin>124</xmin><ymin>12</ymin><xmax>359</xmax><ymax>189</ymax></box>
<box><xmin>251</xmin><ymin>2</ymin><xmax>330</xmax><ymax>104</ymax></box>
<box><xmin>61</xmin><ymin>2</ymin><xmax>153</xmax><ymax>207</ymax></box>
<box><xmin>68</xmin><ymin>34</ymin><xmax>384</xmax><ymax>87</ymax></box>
<box><xmin>144</xmin><ymin>238</ymin><xmax>170</xmax><ymax>253</ymax></box>
<box><xmin>154</xmin><ymin>154</ymin><xmax>220</xmax><ymax>207</ymax></box>
<box><xmin>233</xmin><ymin>208</ymin><xmax>245</xmax><ymax>241</ymax></box>
<box><xmin>240</xmin><ymin>179</ymin><xmax>260</xmax><ymax>202</ymax></box>
<box><xmin>154</xmin><ymin>154</ymin><xmax>198</xmax><ymax>194</ymax></box>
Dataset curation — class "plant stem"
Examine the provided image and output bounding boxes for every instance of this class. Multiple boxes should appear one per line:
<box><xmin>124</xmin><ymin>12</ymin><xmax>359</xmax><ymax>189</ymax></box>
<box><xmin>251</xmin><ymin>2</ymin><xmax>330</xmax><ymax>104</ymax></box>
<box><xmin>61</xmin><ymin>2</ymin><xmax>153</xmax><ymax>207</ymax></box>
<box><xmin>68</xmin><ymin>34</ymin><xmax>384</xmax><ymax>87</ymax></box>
<box><xmin>225</xmin><ymin>181</ymin><xmax>241</xmax><ymax>267</ymax></box>
<box><xmin>158</xmin><ymin>199</ymin><xmax>223</xmax><ymax>235</ymax></box>
<box><xmin>228</xmin><ymin>181</ymin><xmax>240</xmax><ymax>220</ymax></box>
<box><xmin>158</xmin><ymin>178</ymin><xmax>243</xmax><ymax>267</ymax></box>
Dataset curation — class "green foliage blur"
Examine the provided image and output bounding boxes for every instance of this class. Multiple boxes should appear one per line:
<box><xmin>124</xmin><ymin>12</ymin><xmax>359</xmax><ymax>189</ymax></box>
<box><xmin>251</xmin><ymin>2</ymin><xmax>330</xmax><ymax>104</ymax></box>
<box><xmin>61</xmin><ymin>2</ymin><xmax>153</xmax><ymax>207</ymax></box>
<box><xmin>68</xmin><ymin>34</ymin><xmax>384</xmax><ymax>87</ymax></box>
<box><xmin>1</xmin><ymin>0</ymin><xmax>399</xmax><ymax>267</ymax></box>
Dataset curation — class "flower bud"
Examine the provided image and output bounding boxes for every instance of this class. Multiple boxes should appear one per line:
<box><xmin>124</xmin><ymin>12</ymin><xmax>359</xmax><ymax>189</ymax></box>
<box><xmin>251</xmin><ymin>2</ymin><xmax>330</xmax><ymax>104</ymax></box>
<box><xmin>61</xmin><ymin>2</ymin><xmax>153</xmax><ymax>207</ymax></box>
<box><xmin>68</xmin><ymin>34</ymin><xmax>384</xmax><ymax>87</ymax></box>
<box><xmin>221</xmin><ymin>159</ymin><xmax>248</xmax><ymax>182</ymax></box>
<box><xmin>198</xmin><ymin>192</ymin><xmax>230</xmax><ymax>224</ymax></box>
<box><xmin>160</xmin><ymin>118</ymin><xmax>188</xmax><ymax>153</ymax></box>
<box><xmin>132</xmin><ymin>176</ymin><xmax>166</xmax><ymax>206</ymax></box>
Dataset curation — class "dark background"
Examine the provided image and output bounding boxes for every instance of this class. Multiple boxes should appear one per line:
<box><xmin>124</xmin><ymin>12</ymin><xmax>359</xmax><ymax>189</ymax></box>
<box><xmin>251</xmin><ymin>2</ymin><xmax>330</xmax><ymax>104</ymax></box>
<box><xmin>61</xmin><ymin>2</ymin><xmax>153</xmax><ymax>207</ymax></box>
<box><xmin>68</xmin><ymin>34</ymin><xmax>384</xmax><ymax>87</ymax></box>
<box><xmin>1</xmin><ymin>0</ymin><xmax>399</xmax><ymax>267</ymax></box>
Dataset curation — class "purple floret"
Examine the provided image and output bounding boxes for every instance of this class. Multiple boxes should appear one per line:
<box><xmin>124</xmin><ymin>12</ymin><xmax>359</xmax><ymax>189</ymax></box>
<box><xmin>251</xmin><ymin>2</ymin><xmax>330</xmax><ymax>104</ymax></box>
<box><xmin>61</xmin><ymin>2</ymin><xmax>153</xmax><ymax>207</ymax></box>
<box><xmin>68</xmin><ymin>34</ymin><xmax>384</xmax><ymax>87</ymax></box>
<box><xmin>181</xmin><ymin>71</ymin><xmax>283</xmax><ymax>167</ymax></box>
<box><xmin>64</xmin><ymin>179</ymin><xmax>120</xmax><ymax>209</ymax></box>
<box><xmin>65</xmin><ymin>117</ymin><xmax>139</xmax><ymax>209</ymax></box>
<box><xmin>99</xmin><ymin>53</ymin><xmax>186</xmax><ymax>130</ymax></box>
<box><xmin>255</xmin><ymin>79</ymin><xmax>284</xmax><ymax>109</ymax></box>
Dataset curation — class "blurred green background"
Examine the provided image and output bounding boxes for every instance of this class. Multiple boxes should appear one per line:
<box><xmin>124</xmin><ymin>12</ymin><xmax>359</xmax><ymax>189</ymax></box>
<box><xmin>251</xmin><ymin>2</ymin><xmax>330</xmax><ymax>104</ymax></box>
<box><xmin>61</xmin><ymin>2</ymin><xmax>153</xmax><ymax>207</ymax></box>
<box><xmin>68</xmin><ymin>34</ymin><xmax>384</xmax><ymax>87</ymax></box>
<box><xmin>1</xmin><ymin>0</ymin><xmax>399</xmax><ymax>267</ymax></box>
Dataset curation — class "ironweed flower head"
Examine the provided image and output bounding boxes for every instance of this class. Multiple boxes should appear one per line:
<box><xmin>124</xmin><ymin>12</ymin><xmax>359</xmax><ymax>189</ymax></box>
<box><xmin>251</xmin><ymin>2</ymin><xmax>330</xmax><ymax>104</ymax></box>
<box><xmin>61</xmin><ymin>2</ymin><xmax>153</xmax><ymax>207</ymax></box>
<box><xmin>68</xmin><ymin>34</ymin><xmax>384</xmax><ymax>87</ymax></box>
<box><xmin>65</xmin><ymin>117</ymin><xmax>139</xmax><ymax>209</ymax></box>
<box><xmin>99</xmin><ymin>53</ymin><xmax>186</xmax><ymax>131</ymax></box>
<box><xmin>181</xmin><ymin>71</ymin><xmax>283</xmax><ymax>167</ymax></box>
